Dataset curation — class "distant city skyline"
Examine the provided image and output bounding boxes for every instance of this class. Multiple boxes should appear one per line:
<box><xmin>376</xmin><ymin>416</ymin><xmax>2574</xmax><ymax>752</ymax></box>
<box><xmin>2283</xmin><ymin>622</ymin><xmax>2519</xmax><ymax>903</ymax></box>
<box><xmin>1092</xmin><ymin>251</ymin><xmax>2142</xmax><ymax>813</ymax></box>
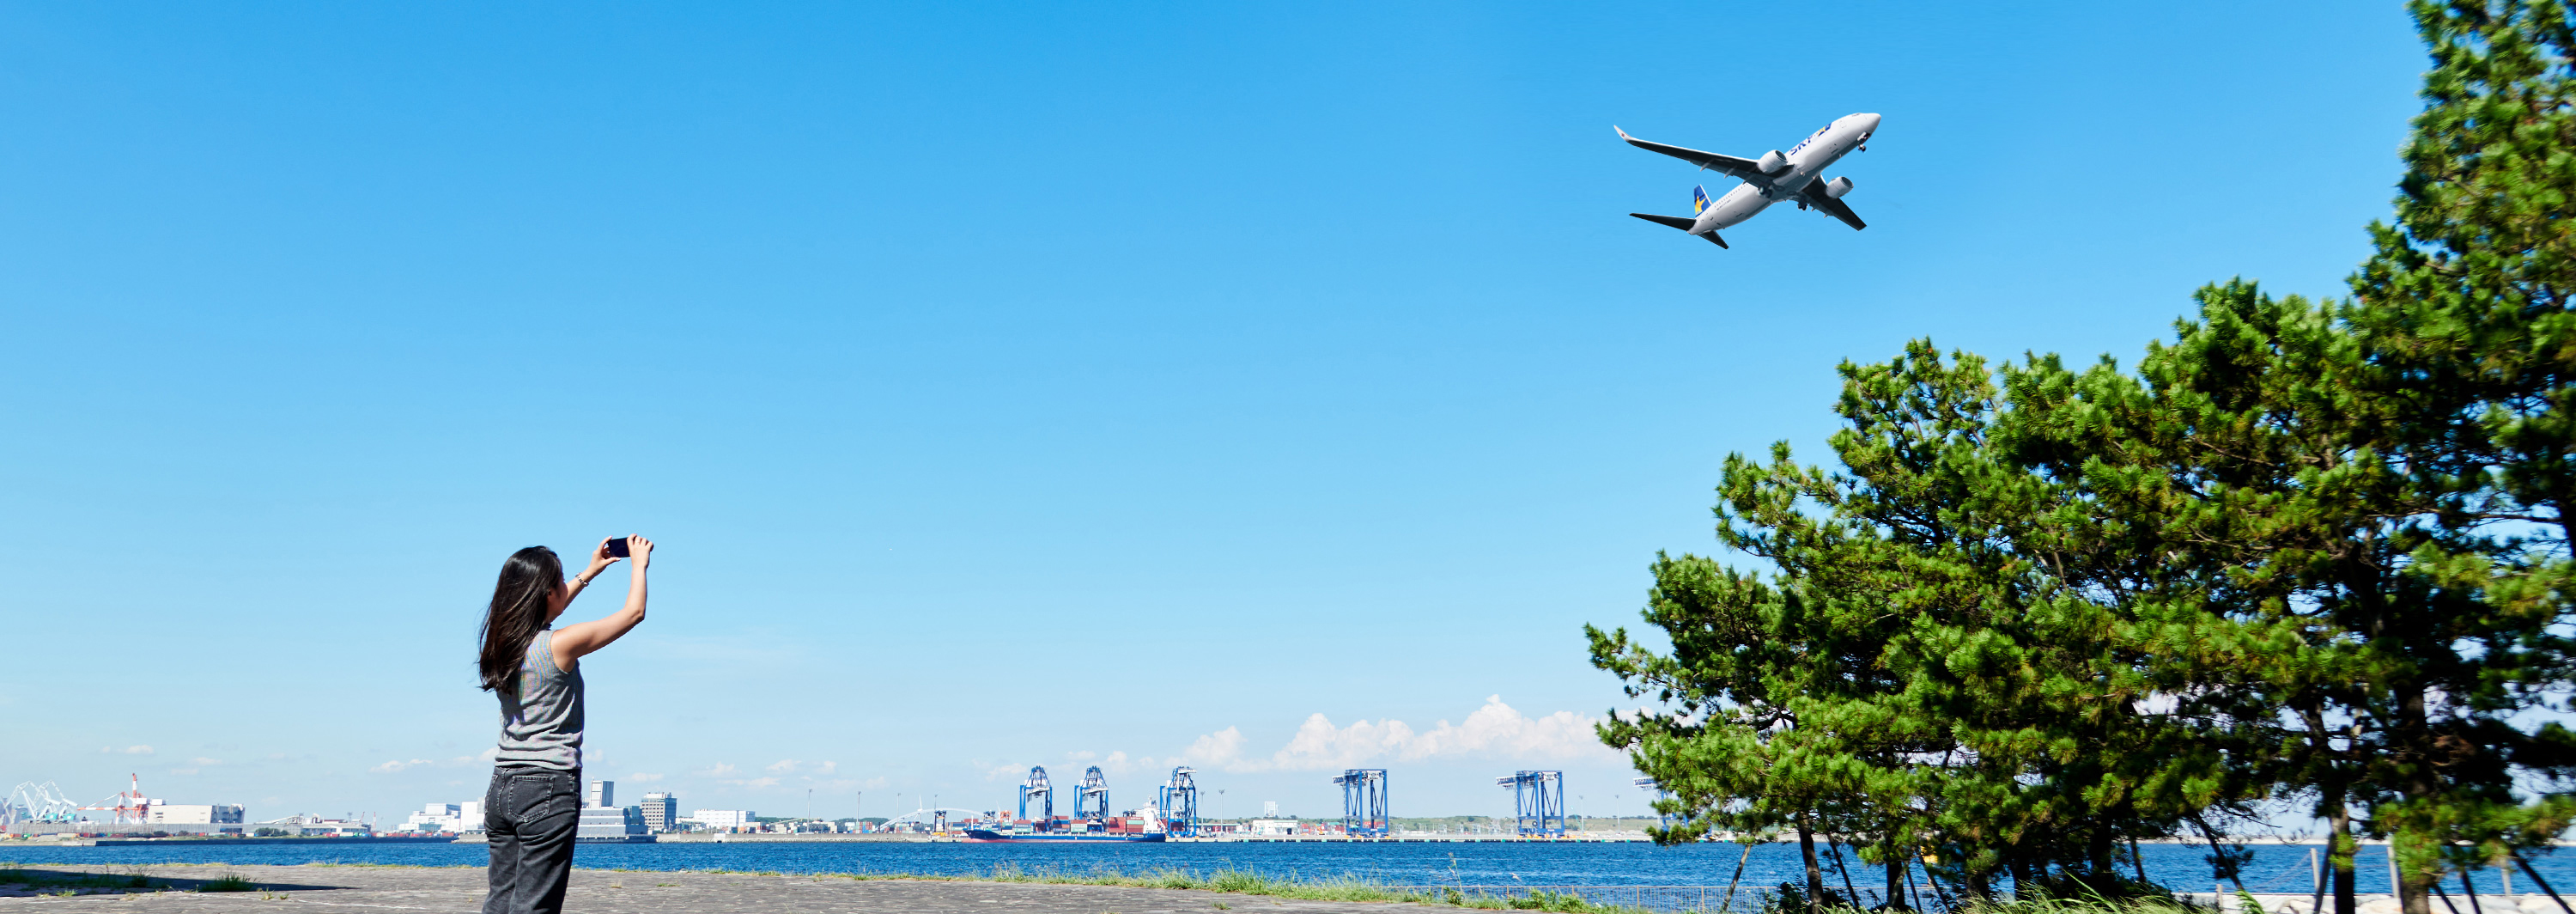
<box><xmin>0</xmin><ymin>0</ymin><xmax>2423</xmax><ymax>820</ymax></box>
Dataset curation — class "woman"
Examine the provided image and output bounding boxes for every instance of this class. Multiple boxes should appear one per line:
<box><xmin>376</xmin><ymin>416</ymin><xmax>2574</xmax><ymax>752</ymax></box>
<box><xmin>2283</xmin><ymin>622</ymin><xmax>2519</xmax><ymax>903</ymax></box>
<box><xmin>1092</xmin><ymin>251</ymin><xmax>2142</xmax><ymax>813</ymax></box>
<box><xmin>475</xmin><ymin>534</ymin><xmax>653</xmax><ymax>914</ymax></box>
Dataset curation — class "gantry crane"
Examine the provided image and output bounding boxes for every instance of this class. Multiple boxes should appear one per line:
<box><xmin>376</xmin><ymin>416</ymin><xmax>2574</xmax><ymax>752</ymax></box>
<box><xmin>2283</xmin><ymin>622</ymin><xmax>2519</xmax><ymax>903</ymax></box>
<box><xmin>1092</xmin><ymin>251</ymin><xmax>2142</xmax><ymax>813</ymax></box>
<box><xmin>1159</xmin><ymin>767</ymin><xmax>1199</xmax><ymax>837</ymax></box>
<box><xmin>1497</xmin><ymin>771</ymin><xmax>1565</xmax><ymax>837</ymax></box>
<box><xmin>1075</xmin><ymin>766</ymin><xmax>1109</xmax><ymax>826</ymax></box>
<box><xmin>1018</xmin><ymin>766</ymin><xmax>1053</xmax><ymax>826</ymax></box>
<box><xmin>1332</xmin><ymin>769</ymin><xmax>1388</xmax><ymax>838</ymax></box>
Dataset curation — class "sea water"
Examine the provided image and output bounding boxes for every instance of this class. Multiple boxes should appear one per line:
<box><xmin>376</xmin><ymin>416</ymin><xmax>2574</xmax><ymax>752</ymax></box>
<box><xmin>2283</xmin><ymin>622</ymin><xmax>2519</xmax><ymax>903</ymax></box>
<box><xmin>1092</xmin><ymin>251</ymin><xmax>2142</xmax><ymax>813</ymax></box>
<box><xmin>3</xmin><ymin>839</ymin><xmax>2568</xmax><ymax>898</ymax></box>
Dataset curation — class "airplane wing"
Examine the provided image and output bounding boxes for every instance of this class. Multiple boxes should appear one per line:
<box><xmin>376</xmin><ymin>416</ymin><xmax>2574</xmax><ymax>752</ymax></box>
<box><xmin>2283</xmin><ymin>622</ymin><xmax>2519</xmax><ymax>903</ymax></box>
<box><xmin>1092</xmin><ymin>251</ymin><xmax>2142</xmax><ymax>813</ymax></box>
<box><xmin>1614</xmin><ymin>126</ymin><xmax>1765</xmax><ymax>183</ymax></box>
<box><xmin>1795</xmin><ymin>177</ymin><xmax>1867</xmax><ymax>231</ymax></box>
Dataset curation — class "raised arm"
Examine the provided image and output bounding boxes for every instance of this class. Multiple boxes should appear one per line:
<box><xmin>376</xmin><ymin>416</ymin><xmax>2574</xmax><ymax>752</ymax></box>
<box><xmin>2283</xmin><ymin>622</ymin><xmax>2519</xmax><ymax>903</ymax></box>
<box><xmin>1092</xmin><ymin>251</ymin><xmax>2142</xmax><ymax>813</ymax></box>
<box><xmin>554</xmin><ymin>535</ymin><xmax>653</xmax><ymax>671</ymax></box>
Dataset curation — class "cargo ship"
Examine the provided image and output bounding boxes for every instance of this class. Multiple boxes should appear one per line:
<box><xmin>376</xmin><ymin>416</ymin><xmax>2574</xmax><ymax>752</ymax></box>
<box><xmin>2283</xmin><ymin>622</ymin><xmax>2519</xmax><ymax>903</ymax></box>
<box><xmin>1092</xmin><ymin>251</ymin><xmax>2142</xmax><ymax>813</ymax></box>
<box><xmin>962</xmin><ymin>829</ymin><xmax>1165</xmax><ymax>843</ymax></box>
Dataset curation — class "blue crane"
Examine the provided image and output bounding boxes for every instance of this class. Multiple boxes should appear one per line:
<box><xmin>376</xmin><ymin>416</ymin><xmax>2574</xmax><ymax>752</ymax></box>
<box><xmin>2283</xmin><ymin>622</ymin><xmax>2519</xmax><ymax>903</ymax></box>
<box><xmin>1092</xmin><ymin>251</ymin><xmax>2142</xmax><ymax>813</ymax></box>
<box><xmin>1635</xmin><ymin>777</ymin><xmax>1671</xmax><ymax>830</ymax></box>
<box><xmin>1075</xmin><ymin>766</ymin><xmax>1109</xmax><ymax>826</ymax></box>
<box><xmin>1497</xmin><ymin>771</ymin><xmax>1565</xmax><ymax>837</ymax></box>
<box><xmin>1159</xmin><ymin>766</ymin><xmax>1200</xmax><ymax>838</ymax></box>
<box><xmin>1018</xmin><ymin>766</ymin><xmax>1053</xmax><ymax>825</ymax></box>
<box><xmin>1332</xmin><ymin>769</ymin><xmax>1388</xmax><ymax>838</ymax></box>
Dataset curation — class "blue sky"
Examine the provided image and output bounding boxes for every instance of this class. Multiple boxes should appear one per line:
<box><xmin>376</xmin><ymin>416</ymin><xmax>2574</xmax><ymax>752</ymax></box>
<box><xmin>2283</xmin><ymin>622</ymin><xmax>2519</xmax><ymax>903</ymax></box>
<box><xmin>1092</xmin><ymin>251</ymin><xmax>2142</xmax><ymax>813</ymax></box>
<box><xmin>0</xmin><ymin>1</ymin><xmax>2423</xmax><ymax>824</ymax></box>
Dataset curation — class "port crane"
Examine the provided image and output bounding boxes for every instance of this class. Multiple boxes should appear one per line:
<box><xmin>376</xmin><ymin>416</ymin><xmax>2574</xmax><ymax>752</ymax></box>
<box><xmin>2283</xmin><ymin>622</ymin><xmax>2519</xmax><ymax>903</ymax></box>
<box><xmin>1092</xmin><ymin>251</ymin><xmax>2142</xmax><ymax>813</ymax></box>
<box><xmin>1159</xmin><ymin>767</ymin><xmax>1199</xmax><ymax>838</ymax></box>
<box><xmin>1635</xmin><ymin>777</ymin><xmax>1671</xmax><ymax>829</ymax></box>
<box><xmin>1498</xmin><ymin>771</ymin><xmax>1565</xmax><ymax>837</ymax></box>
<box><xmin>78</xmin><ymin>774</ymin><xmax>150</xmax><ymax>825</ymax></box>
<box><xmin>1075</xmin><ymin>766</ymin><xmax>1109</xmax><ymax>826</ymax></box>
<box><xmin>1018</xmin><ymin>766</ymin><xmax>1053</xmax><ymax>823</ymax></box>
<box><xmin>5</xmin><ymin>782</ymin><xmax>86</xmax><ymax>826</ymax></box>
<box><xmin>1332</xmin><ymin>769</ymin><xmax>1388</xmax><ymax>838</ymax></box>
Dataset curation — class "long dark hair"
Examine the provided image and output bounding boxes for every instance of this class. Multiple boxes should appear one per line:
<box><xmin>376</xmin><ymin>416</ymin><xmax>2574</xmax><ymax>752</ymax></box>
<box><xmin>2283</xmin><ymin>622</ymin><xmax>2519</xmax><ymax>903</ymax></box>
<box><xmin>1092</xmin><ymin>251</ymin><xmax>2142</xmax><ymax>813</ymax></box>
<box><xmin>478</xmin><ymin>545</ymin><xmax>562</xmax><ymax>697</ymax></box>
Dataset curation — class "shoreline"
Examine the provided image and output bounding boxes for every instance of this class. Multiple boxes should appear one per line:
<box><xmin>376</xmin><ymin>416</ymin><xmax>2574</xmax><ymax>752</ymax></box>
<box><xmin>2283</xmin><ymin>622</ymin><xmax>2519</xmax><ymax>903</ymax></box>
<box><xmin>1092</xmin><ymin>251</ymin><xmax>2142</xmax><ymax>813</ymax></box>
<box><xmin>0</xmin><ymin>861</ymin><xmax>2450</xmax><ymax>913</ymax></box>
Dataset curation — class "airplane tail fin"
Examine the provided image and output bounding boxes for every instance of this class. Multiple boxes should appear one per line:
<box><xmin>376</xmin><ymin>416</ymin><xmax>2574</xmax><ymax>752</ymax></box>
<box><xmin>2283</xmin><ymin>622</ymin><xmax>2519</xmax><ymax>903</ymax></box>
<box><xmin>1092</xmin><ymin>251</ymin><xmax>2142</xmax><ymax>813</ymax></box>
<box><xmin>1692</xmin><ymin>185</ymin><xmax>1712</xmax><ymax>216</ymax></box>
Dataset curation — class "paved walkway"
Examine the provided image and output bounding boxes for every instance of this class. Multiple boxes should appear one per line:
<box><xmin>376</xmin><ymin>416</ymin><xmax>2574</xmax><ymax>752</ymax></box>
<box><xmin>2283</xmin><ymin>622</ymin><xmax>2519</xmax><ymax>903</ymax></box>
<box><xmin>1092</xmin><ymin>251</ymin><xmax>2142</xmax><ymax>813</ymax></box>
<box><xmin>0</xmin><ymin>863</ymin><xmax>1428</xmax><ymax>913</ymax></box>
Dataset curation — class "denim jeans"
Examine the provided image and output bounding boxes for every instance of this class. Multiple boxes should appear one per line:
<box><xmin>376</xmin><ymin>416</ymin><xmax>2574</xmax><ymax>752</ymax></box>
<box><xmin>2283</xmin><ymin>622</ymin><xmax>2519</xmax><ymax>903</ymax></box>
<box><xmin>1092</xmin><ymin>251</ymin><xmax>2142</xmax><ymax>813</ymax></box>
<box><xmin>483</xmin><ymin>765</ymin><xmax>580</xmax><ymax>914</ymax></box>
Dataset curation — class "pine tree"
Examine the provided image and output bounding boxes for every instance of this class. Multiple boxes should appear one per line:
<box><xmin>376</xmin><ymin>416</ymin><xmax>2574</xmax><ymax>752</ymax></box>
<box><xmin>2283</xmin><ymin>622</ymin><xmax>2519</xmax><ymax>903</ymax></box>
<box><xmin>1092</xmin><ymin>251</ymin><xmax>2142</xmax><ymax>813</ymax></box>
<box><xmin>2342</xmin><ymin>3</ymin><xmax>2576</xmax><ymax>910</ymax></box>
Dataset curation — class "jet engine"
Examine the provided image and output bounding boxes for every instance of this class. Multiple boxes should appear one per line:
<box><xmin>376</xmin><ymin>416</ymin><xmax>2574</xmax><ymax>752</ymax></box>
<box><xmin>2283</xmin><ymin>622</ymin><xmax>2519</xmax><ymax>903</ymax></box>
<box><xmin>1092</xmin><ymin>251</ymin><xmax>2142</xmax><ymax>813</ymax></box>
<box><xmin>1824</xmin><ymin>176</ymin><xmax>1854</xmax><ymax>198</ymax></box>
<box><xmin>1756</xmin><ymin>150</ymin><xmax>1790</xmax><ymax>174</ymax></box>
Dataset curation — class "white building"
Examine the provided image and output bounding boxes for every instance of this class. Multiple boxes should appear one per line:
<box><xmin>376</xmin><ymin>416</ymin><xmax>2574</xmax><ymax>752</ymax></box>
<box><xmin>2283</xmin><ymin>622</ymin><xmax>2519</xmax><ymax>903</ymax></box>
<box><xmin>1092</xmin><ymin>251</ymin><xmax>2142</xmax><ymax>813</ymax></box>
<box><xmin>1248</xmin><ymin>819</ymin><xmax>1299</xmax><ymax>835</ymax></box>
<box><xmin>576</xmin><ymin>806</ymin><xmax>647</xmax><ymax>841</ymax></box>
<box><xmin>146</xmin><ymin>804</ymin><xmax>245</xmax><ymax>826</ymax></box>
<box><xmin>398</xmin><ymin>801</ymin><xmax>485</xmax><ymax>833</ymax></box>
<box><xmin>586</xmin><ymin>781</ymin><xmax>613</xmax><ymax>809</ymax></box>
<box><xmin>692</xmin><ymin>809</ymin><xmax>756</xmax><ymax>830</ymax></box>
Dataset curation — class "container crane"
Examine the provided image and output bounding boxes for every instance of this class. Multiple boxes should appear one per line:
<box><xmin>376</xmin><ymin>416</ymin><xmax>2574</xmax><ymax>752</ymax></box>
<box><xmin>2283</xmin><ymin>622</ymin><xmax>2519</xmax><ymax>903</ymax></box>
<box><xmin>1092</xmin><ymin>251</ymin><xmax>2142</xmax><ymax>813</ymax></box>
<box><xmin>79</xmin><ymin>774</ymin><xmax>149</xmax><ymax>825</ymax></box>
<box><xmin>1332</xmin><ymin>769</ymin><xmax>1388</xmax><ymax>838</ymax></box>
<box><xmin>1075</xmin><ymin>766</ymin><xmax>1109</xmax><ymax>826</ymax></box>
<box><xmin>1018</xmin><ymin>766</ymin><xmax>1053</xmax><ymax>826</ymax></box>
<box><xmin>1497</xmin><ymin>771</ymin><xmax>1565</xmax><ymax>837</ymax></box>
<box><xmin>1159</xmin><ymin>767</ymin><xmax>1199</xmax><ymax>838</ymax></box>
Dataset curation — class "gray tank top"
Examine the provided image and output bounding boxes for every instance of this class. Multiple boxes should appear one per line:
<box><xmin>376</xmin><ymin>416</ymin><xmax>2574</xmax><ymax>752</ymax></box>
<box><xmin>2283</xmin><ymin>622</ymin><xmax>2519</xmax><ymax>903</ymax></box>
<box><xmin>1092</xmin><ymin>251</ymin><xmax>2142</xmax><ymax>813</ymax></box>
<box><xmin>495</xmin><ymin>630</ymin><xmax>583</xmax><ymax>771</ymax></box>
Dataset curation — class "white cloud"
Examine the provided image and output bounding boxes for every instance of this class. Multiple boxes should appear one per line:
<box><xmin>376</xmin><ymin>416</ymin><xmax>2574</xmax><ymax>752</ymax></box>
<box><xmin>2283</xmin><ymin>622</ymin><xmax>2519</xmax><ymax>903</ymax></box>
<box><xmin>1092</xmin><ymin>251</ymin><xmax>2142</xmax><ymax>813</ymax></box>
<box><xmin>1398</xmin><ymin>695</ymin><xmax>1607</xmax><ymax>761</ymax></box>
<box><xmin>1066</xmin><ymin>750</ymin><xmax>1097</xmax><ymax>761</ymax></box>
<box><xmin>721</xmin><ymin>776</ymin><xmax>782</xmax><ymax>789</ymax></box>
<box><xmin>370</xmin><ymin>759</ymin><xmax>434</xmax><ymax>774</ymax></box>
<box><xmin>117</xmin><ymin>745</ymin><xmax>154</xmax><ymax>755</ymax></box>
<box><xmin>699</xmin><ymin>763</ymin><xmax>738</xmax><ymax>777</ymax></box>
<box><xmin>1184</xmin><ymin>696</ymin><xmax>1614</xmax><ymax>772</ymax></box>
<box><xmin>191</xmin><ymin>758</ymin><xmax>222</xmax><ymax>766</ymax></box>
<box><xmin>767</xmin><ymin>759</ymin><xmax>800</xmax><ymax>772</ymax></box>
<box><xmin>1180</xmin><ymin>728</ymin><xmax>1250</xmax><ymax>770</ymax></box>
<box><xmin>1277</xmin><ymin>715</ymin><xmax>1415</xmax><ymax>771</ymax></box>
<box><xmin>628</xmin><ymin>772</ymin><xmax>665</xmax><ymax>783</ymax></box>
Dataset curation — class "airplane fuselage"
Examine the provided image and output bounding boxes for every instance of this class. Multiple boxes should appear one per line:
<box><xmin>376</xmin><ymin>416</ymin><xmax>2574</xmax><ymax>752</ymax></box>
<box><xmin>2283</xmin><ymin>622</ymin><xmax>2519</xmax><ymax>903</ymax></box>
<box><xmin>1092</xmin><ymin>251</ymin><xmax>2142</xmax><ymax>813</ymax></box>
<box><xmin>1692</xmin><ymin>113</ymin><xmax>1879</xmax><ymax>234</ymax></box>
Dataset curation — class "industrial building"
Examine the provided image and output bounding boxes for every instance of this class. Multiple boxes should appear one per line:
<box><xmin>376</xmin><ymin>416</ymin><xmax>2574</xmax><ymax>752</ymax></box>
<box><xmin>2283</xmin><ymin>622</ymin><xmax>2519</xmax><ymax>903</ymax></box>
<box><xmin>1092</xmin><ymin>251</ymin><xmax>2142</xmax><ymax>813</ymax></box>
<box><xmin>146</xmin><ymin>804</ymin><xmax>245</xmax><ymax>826</ymax></box>
<box><xmin>640</xmin><ymin>792</ymin><xmax>677</xmax><ymax>832</ymax></box>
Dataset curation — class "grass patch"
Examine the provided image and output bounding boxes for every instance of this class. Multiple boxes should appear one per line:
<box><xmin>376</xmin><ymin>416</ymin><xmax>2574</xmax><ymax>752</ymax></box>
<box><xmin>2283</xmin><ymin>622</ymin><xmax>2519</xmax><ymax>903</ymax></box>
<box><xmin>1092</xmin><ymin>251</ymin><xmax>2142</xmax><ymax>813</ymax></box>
<box><xmin>1957</xmin><ymin>896</ymin><xmax>2208</xmax><ymax>914</ymax></box>
<box><xmin>200</xmin><ymin>873</ymin><xmax>258</xmax><ymax>893</ymax></box>
<box><xmin>0</xmin><ymin>863</ymin><xmax>158</xmax><ymax>893</ymax></box>
<box><xmin>787</xmin><ymin>863</ymin><xmax>1660</xmax><ymax>912</ymax></box>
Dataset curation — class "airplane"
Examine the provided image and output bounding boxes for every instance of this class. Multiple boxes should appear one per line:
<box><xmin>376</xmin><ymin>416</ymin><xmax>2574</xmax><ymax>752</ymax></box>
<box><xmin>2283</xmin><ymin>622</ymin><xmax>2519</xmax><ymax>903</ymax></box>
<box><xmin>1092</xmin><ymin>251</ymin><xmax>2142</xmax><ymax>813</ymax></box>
<box><xmin>1615</xmin><ymin>113</ymin><xmax>1880</xmax><ymax>249</ymax></box>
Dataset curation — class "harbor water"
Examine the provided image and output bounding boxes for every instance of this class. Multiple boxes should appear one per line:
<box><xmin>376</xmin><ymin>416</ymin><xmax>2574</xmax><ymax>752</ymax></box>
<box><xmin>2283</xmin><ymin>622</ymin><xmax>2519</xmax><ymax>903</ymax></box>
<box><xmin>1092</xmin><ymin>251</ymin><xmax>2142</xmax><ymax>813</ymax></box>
<box><xmin>5</xmin><ymin>839</ymin><xmax>2573</xmax><ymax>900</ymax></box>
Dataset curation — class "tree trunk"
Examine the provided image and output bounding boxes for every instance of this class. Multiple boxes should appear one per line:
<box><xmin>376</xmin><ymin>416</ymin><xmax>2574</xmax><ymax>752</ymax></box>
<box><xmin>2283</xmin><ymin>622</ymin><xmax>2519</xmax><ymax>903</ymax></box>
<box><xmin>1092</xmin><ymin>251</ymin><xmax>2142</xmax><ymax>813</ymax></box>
<box><xmin>2398</xmin><ymin>833</ymin><xmax>2432</xmax><ymax>914</ymax></box>
<box><xmin>1800</xmin><ymin>814</ymin><xmax>1825</xmax><ymax>909</ymax></box>
<box><xmin>1887</xmin><ymin>846</ymin><xmax>1910</xmax><ymax>911</ymax></box>
<box><xmin>2327</xmin><ymin>788</ymin><xmax>2357</xmax><ymax>914</ymax></box>
<box><xmin>2398</xmin><ymin>683</ymin><xmax>2435</xmax><ymax>914</ymax></box>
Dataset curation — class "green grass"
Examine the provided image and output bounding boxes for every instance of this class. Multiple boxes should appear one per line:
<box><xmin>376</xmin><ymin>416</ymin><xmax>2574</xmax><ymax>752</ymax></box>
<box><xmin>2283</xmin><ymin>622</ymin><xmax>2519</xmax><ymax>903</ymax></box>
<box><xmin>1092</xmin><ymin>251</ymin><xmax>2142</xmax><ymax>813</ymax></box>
<box><xmin>0</xmin><ymin>863</ymin><xmax>158</xmax><ymax>893</ymax></box>
<box><xmin>1956</xmin><ymin>895</ymin><xmax>2208</xmax><ymax>914</ymax></box>
<box><xmin>793</xmin><ymin>863</ymin><xmax>1660</xmax><ymax>912</ymax></box>
<box><xmin>199</xmin><ymin>873</ymin><xmax>258</xmax><ymax>893</ymax></box>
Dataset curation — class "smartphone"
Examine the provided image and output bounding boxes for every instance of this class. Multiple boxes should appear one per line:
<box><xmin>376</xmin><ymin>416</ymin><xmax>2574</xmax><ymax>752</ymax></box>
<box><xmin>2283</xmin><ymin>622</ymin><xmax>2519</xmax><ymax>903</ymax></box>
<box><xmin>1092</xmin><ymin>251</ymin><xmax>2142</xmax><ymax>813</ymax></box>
<box><xmin>605</xmin><ymin>537</ymin><xmax>631</xmax><ymax>558</ymax></box>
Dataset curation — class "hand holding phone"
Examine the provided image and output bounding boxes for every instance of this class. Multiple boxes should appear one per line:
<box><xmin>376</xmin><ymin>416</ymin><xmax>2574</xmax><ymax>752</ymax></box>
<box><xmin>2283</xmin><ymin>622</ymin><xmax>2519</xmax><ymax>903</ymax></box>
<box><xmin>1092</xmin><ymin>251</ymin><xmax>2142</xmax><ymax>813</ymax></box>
<box><xmin>602</xmin><ymin>536</ymin><xmax>631</xmax><ymax>559</ymax></box>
